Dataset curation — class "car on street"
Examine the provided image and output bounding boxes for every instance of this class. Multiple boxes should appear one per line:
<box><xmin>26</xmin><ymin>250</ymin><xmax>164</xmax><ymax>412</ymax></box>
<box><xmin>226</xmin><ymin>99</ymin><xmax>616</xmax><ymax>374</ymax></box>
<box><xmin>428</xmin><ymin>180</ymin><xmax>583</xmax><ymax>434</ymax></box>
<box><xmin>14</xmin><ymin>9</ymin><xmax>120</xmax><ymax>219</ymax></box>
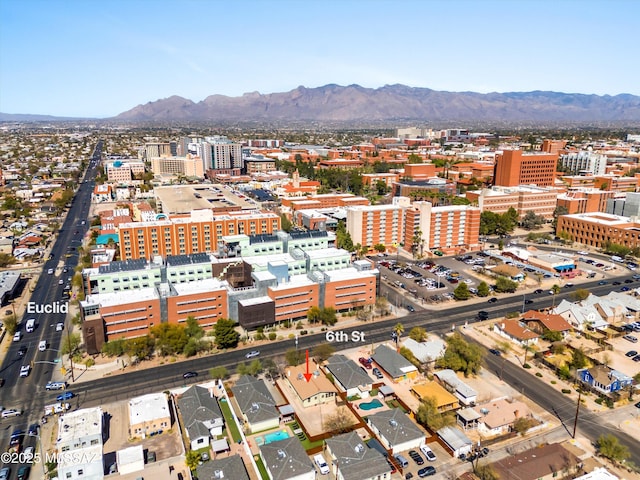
<box><xmin>2</xmin><ymin>409</ymin><xmax>22</xmax><ymax>418</ymax></box>
<box><xmin>635</xmin><ymin>401</ymin><xmax>640</xmax><ymax>409</ymax></box>
<box><xmin>598</xmin><ymin>281</ymin><xmax>609</xmax><ymax>285</ymax></box>
<box><xmin>487</xmin><ymin>297</ymin><xmax>498</xmax><ymax>303</ymax></box>
<box><xmin>56</xmin><ymin>322</ymin><xmax>64</xmax><ymax>331</ymax></box>
<box><xmin>0</xmin><ymin>467</ymin><xmax>9</xmax><ymax>480</ymax></box>
<box><xmin>182</xmin><ymin>371</ymin><xmax>198</xmax><ymax>379</ymax></box>
<box><xmin>533</xmin><ymin>289</ymin><xmax>544</xmax><ymax>294</ymax></box>
<box><xmin>17</xmin><ymin>466</ymin><xmax>30</xmax><ymax>480</ymax></box>
<box><xmin>245</xmin><ymin>350</ymin><xmax>260</xmax><ymax>359</ymax></box>
<box><xmin>20</xmin><ymin>365</ymin><xmax>30</xmax><ymax>377</ymax></box>
<box><xmin>477</xmin><ymin>310</ymin><xmax>489</xmax><ymax>320</ymax></box>
<box><xmin>28</xmin><ymin>424</ymin><xmax>39</xmax><ymax>436</ymax></box>
<box><xmin>524</xmin><ymin>299</ymin><xmax>534</xmax><ymax>304</ymax></box>
<box><xmin>489</xmin><ymin>349</ymin><xmax>502</xmax><ymax>356</ymax></box>
<box><xmin>406</xmin><ymin>304</ymin><xmax>416</xmax><ymax>312</ymax></box>
<box><xmin>621</xmin><ymin>286</ymin><xmax>631</xmax><ymax>292</ymax></box>
<box><xmin>18</xmin><ymin>345</ymin><xmax>27</xmax><ymax>357</ymax></box>
<box><xmin>23</xmin><ymin>446</ymin><xmax>34</xmax><ymax>462</ymax></box>
<box><xmin>57</xmin><ymin>392</ymin><xmax>74</xmax><ymax>401</ymax></box>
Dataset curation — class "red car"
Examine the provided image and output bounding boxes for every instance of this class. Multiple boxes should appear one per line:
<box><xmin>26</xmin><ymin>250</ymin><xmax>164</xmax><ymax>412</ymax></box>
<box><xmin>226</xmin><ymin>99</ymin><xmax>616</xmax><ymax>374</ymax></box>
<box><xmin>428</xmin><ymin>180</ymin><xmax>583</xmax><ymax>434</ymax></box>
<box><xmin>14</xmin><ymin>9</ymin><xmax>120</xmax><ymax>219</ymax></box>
<box><xmin>358</xmin><ymin>357</ymin><xmax>373</xmax><ymax>369</ymax></box>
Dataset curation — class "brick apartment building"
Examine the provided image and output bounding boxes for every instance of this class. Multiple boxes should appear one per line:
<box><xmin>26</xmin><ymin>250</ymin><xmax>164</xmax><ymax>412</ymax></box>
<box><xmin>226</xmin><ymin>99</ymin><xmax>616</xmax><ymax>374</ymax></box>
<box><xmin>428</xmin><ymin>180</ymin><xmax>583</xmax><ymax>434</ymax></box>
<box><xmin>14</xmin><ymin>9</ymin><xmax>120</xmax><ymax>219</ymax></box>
<box><xmin>105</xmin><ymin>160</ymin><xmax>146</xmax><ymax>184</ymax></box>
<box><xmin>493</xmin><ymin>150</ymin><xmax>558</xmax><ymax>187</ymax></box>
<box><xmin>556</xmin><ymin>189</ymin><xmax>616</xmax><ymax>214</ymax></box>
<box><xmin>118</xmin><ymin>209</ymin><xmax>280</xmax><ymax>260</ymax></box>
<box><xmin>346</xmin><ymin>203</ymin><xmax>404</xmax><ymax>249</ymax></box>
<box><xmin>150</xmin><ymin>155</ymin><xmax>204</xmax><ymax>178</ymax></box>
<box><xmin>403</xmin><ymin>202</ymin><xmax>481</xmax><ymax>255</ymax></box>
<box><xmin>556</xmin><ymin>212</ymin><xmax>640</xmax><ymax>249</ymax></box>
<box><xmin>466</xmin><ymin>186</ymin><xmax>558</xmax><ymax>219</ymax></box>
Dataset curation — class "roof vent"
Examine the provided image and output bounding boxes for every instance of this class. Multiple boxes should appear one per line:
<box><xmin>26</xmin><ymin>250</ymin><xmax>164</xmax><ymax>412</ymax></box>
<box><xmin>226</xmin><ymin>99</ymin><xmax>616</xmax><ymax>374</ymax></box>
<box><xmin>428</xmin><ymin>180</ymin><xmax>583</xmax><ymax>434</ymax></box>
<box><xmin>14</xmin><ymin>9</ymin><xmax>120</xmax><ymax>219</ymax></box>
<box><xmin>313</xmin><ymin>370</ymin><xmax>320</xmax><ymax>377</ymax></box>
<box><xmin>389</xmin><ymin>419</ymin><xmax>398</xmax><ymax>427</ymax></box>
<box><xmin>214</xmin><ymin>470</ymin><xmax>224</xmax><ymax>478</ymax></box>
<box><xmin>297</xmin><ymin>373</ymin><xmax>304</xmax><ymax>380</ymax></box>
<box><xmin>355</xmin><ymin>443</ymin><xmax>364</xmax><ymax>453</ymax></box>
<box><xmin>277</xmin><ymin>449</ymin><xmax>287</xmax><ymax>459</ymax></box>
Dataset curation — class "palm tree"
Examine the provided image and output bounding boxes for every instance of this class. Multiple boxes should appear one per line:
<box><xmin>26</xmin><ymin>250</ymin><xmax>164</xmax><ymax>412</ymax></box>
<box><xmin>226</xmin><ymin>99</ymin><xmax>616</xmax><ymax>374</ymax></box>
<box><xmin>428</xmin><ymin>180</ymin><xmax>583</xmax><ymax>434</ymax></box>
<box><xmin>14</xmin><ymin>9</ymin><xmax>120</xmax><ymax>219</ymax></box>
<box><xmin>551</xmin><ymin>284</ymin><xmax>561</xmax><ymax>307</ymax></box>
<box><xmin>392</xmin><ymin>322</ymin><xmax>404</xmax><ymax>351</ymax></box>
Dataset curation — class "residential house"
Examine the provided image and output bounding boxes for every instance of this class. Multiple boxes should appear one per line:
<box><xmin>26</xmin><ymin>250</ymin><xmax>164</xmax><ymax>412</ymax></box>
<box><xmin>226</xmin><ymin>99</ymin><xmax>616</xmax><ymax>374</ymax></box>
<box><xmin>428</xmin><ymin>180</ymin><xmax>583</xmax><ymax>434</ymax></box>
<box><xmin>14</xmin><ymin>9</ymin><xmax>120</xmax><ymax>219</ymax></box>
<box><xmin>324</xmin><ymin>355</ymin><xmax>373</xmax><ymax>398</ymax></box>
<box><xmin>260</xmin><ymin>437</ymin><xmax>315</xmax><ymax>480</ymax></box>
<box><xmin>493</xmin><ymin>319</ymin><xmax>540</xmax><ymax>346</ymax></box>
<box><xmin>283</xmin><ymin>360</ymin><xmax>338</xmax><ymax>407</ymax></box>
<box><xmin>473</xmin><ymin>398</ymin><xmax>533</xmax><ymax>436</ymax></box>
<box><xmin>578</xmin><ymin>366</ymin><xmax>633</xmax><ymax>394</ymax></box>
<box><xmin>128</xmin><ymin>393</ymin><xmax>170</xmax><ymax>439</ymax></box>
<box><xmin>437</xmin><ymin>426</ymin><xmax>473</xmax><ymax>457</ymax></box>
<box><xmin>325</xmin><ymin>431</ymin><xmax>391</xmax><ymax>480</ymax></box>
<box><xmin>582</xmin><ymin>295</ymin><xmax>627</xmax><ymax>325</ymax></box>
<box><xmin>177</xmin><ymin>385</ymin><xmax>224</xmax><ymax>450</ymax></box>
<box><xmin>491</xmin><ymin>443</ymin><xmax>580</xmax><ymax>480</ymax></box>
<box><xmin>553</xmin><ymin>300</ymin><xmax>609</xmax><ymax>331</ymax></box>
<box><xmin>372</xmin><ymin>344</ymin><xmax>419</xmax><ymax>382</ymax></box>
<box><xmin>433</xmin><ymin>369</ymin><xmax>478</xmax><ymax>406</ymax></box>
<box><xmin>402</xmin><ymin>338</ymin><xmax>446</xmax><ymax>364</ymax></box>
<box><xmin>410</xmin><ymin>382</ymin><xmax>460</xmax><ymax>412</ymax></box>
<box><xmin>521</xmin><ymin>310</ymin><xmax>573</xmax><ymax>337</ymax></box>
<box><xmin>196</xmin><ymin>455</ymin><xmax>251</xmax><ymax>480</ymax></box>
<box><xmin>366</xmin><ymin>408</ymin><xmax>426</xmax><ymax>454</ymax></box>
<box><xmin>231</xmin><ymin>375</ymin><xmax>280</xmax><ymax>434</ymax></box>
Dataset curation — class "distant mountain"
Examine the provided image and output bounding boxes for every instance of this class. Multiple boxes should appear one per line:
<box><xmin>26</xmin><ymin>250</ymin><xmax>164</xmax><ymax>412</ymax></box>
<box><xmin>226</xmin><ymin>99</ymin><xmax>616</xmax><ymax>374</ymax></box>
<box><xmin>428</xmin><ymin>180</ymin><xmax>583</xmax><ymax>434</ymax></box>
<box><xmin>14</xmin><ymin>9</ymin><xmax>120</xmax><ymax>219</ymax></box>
<box><xmin>0</xmin><ymin>112</ymin><xmax>84</xmax><ymax>122</ymax></box>
<box><xmin>114</xmin><ymin>84</ymin><xmax>640</xmax><ymax>122</ymax></box>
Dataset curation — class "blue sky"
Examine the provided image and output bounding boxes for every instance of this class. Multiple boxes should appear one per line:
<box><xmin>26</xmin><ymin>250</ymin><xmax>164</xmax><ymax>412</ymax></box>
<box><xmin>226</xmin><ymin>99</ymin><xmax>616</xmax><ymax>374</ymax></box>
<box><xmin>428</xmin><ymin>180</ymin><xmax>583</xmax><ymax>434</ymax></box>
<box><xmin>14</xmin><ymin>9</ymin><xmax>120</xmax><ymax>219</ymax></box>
<box><xmin>1</xmin><ymin>0</ymin><xmax>638</xmax><ymax>117</ymax></box>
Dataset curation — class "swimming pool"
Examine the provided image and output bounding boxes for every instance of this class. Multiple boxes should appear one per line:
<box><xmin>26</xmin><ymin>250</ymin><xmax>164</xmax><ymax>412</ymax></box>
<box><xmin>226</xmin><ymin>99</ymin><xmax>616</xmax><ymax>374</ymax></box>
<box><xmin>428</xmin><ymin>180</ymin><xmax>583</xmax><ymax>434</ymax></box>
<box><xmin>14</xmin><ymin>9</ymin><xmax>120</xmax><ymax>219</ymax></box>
<box><xmin>256</xmin><ymin>429</ymin><xmax>290</xmax><ymax>446</ymax></box>
<box><xmin>359</xmin><ymin>399</ymin><xmax>383</xmax><ymax>411</ymax></box>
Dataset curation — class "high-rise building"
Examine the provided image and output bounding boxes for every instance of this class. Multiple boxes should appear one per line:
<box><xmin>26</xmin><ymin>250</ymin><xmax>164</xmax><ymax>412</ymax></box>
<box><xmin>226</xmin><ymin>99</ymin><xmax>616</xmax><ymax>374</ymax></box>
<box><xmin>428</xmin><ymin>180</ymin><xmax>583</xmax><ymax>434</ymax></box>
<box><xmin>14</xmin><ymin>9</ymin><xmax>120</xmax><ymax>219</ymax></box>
<box><xmin>541</xmin><ymin>139</ymin><xmax>567</xmax><ymax>154</ymax></box>
<box><xmin>559</xmin><ymin>151</ymin><xmax>607</xmax><ymax>175</ymax></box>
<box><xmin>346</xmin><ymin>203</ymin><xmax>404</xmax><ymax>249</ymax></box>
<box><xmin>493</xmin><ymin>150</ymin><xmax>558</xmax><ymax>187</ymax></box>
<box><xmin>403</xmin><ymin>202</ymin><xmax>480</xmax><ymax>254</ymax></box>
<box><xmin>150</xmin><ymin>155</ymin><xmax>204</xmax><ymax>178</ymax></box>
<box><xmin>202</xmin><ymin>136</ymin><xmax>243</xmax><ymax>170</ymax></box>
<box><xmin>143</xmin><ymin>142</ymin><xmax>175</xmax><ymax>161</ymax></box>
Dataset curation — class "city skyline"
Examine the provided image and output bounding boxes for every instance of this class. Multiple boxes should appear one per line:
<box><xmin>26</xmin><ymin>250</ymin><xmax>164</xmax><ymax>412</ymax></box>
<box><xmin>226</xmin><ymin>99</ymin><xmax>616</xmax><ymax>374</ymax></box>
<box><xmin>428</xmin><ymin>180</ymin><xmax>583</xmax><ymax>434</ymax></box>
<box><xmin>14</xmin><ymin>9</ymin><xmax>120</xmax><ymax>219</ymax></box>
<box><xmin>1</xmin><ymin>0</ymin><xmax>639</xmax><ymax>118</ymax></box>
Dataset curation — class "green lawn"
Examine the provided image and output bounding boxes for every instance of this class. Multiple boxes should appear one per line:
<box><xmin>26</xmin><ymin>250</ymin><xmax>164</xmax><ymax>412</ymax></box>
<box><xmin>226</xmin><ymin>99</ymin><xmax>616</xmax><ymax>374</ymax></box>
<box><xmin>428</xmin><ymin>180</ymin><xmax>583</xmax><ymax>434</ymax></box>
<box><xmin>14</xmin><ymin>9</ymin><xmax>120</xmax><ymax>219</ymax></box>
<box><xmin>254</xmin><ymin>455</ymin><xmax>269</xmax><ymax>480</ymax></box>
<box><xmin>219</xmin><ymin>398</ymin><xmax>242</xmax><ymax>443</ymax></box>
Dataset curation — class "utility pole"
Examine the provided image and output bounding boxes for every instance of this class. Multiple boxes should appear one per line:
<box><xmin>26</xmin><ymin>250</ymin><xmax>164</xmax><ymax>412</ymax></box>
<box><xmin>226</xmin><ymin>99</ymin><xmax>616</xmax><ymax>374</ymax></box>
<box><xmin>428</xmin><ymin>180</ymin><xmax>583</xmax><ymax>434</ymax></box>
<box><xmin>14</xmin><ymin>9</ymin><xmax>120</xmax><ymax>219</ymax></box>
<box><xmin>572</xmin><ymin>388</ymin><xmax>582</xmax><ymax>439</ymax></box>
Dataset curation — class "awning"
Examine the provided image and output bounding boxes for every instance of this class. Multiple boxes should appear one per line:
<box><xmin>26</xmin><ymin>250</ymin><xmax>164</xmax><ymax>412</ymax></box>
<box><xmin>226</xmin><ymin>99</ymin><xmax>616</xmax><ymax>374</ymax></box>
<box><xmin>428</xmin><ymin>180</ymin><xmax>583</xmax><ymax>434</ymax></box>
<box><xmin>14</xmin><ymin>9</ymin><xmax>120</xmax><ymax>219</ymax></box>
<box><xmin>211</xmin><ymin>438</ymin><xmax>229</xmax><ymax>453</ymax></box>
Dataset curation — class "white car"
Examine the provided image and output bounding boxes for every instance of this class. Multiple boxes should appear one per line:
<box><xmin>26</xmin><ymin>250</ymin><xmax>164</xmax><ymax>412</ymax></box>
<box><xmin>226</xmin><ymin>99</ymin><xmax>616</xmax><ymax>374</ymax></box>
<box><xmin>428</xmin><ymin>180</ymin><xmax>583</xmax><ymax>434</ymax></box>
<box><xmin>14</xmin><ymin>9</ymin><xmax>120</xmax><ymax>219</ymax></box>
<box><xmin>56</xmin><ymin>322</ymin><xmax>64</xmax><ymax>332</ymax></box>
<box><xmin>13</xmin><ymin>331</ymin><xmax>21</xmax><ymax>342</ymax></box>
<box><xmin>578</xmin><ymin>251</ymin><xmax>589</xmax><ymax>255</ymax></box>
<box><xmin>39</xmin><ymin>340</ymin><xmax>47</xmax><ymax>351</ymax></box>
<box><xmin>23</xmin><ymin>446</ymin><xmax>35</xmax><ymax>463</ymax></box>
<box><xmin>245</xmin><ymin>350</ymin><xmax>260</xmax><ymax>359</ymax></box>
<box><xmin>313</xmin><ymin>454</ymin><xmax>330</xmax><ymax>475</ymax></box>
<box><xmin>20</xmin><ymin>365</ymin><xmax>31</xmax><ymax>377</ymax></box>
<box><xmin>1</xmin><ymin>409</ymin><xmax>22</xmax><ymax>418</ymax></box>
<box><xmin>420</xmin><ymin>445</ymin><xmax>437</xmax><ymax>462</ymax></box>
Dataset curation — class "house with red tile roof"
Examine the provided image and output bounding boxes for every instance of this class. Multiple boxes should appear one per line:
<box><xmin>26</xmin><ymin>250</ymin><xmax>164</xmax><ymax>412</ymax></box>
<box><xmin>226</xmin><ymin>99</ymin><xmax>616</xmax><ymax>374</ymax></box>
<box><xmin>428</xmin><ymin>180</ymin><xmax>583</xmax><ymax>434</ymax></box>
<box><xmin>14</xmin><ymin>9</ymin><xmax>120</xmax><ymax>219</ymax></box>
<box><xmin>521</xmin><ymin>310</ymin><xmax>573</xmax><ymax>336</ymax></box>
<box><xmin>493</xmin><ymin>319</ymin><xmax>539</xmax><ymax>346</ymax></box>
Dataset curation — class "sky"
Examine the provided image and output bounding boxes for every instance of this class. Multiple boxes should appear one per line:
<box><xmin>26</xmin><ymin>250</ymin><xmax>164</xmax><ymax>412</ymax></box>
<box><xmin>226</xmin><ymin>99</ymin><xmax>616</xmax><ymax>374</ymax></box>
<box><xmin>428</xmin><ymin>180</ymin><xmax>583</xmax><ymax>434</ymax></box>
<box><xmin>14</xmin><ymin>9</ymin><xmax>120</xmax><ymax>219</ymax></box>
<box><xmin>1</xmin><ymin>0</ymin><xmax>639</xmax><ymax>118</ymax></box>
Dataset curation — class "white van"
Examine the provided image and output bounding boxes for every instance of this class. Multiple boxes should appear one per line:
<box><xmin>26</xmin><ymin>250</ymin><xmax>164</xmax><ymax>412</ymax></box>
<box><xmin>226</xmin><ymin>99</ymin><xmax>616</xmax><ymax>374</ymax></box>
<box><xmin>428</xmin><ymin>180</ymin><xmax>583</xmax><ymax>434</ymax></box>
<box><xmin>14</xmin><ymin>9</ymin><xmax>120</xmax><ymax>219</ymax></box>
<box><xmin>25</xmin><ymin>318</ymin><xmax>35</xmax><ymax>333</ymax></box>
<box><xmin>611</xmin><ymin>255</ymin><xmax>624</xmax><ymax>263</ymax></box>
<box><xmin>13</xmin><ymin>331</ymin><xmax>21</xmax><ymax>342</ymax></box>
<box><xmin>39</xmin><ymin>340</ymin><xmax>47</xmax><ymax>351</ymax></box>
<box><xmin>313</xmin><ymin>454</ymin><xmax>330</xmax><ymax>475</ymax></box>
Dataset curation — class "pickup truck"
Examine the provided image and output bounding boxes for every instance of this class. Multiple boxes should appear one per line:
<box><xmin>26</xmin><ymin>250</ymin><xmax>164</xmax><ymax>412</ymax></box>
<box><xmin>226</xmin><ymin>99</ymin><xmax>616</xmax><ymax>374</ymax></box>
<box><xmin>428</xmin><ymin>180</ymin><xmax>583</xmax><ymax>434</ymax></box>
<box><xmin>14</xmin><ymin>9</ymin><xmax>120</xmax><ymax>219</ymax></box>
<box><xmin>43</xmin><ymin>402</ymin><xmax>70</xmax><ymax>416</ymax></box>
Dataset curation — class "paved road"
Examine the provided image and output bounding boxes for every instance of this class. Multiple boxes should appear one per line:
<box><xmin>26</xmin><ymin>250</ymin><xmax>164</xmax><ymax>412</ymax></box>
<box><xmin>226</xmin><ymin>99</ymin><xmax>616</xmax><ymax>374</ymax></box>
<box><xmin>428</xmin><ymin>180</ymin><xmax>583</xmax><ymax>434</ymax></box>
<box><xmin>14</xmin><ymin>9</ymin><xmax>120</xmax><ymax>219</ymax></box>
<box><xmin>0</xmin><ymin>141</ymin><xmax>102</xmax><ymax>479</ymax></box>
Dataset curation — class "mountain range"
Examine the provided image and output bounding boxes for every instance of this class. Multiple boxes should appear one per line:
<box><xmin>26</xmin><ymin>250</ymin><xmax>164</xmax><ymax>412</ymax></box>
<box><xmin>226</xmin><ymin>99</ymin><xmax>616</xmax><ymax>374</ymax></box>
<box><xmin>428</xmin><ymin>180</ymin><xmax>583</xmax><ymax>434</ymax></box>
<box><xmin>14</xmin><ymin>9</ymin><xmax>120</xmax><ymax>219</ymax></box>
<box><xmin>113</xmin><ymin>84</ymin><xmax>640</xmax><ymax>123</ymax></box>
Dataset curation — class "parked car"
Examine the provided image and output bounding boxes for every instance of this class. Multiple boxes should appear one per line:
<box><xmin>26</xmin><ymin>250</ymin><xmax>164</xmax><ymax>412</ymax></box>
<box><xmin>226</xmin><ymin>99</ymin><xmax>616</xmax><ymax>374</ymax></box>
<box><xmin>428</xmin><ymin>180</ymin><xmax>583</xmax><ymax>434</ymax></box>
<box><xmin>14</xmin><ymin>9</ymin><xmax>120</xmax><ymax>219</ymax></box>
<box><xmin>2</xmin><ymin>409</ymin><xmax>22</xmax><ymax>418</ymax></box>
<box><xmin>623</xmin><ymin>335</ymin><xmax>638</xmax><ymax>343</ymax></box>
<box><xmin>420</xmin><ymin>445</ymin><xmax>437</xmax><ymax>462</ymax></box>
<box><xmin>372</xmin><ymin>367</ymin><xmax>384</xmax><ymax>379</ymax></box>
<box><xmin>418</xmin><ymin>466</ymin><xmax>437</xmax><ymax>477</ymax></box>
<box><xmin>626</xmin><ymin>350</ymin><xmax>638</xmax><ymax>357</ymax></box>
<box><xmin>359</xmin><ymin>357</ymin><xmax>373</xmax><ymax>369</ymax></box>
<box><xmin>409</xmin><ymin>450</ymin><xmax>424</xmax><ymax>465</ymax></box>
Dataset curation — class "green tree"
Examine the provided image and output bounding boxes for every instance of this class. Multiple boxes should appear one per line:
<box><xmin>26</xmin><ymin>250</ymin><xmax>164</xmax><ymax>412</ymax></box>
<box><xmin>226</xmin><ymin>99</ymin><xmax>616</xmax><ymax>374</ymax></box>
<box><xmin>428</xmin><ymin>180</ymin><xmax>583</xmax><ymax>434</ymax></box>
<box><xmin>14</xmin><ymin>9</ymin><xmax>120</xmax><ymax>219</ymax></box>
<box><xmin>209</xmin><ymin>366</ymin><xmax>228</xmax><ymax>380</ymax></box>
<box><xmin>280</xmin><ymin>213</ymin><xmax>293</xmax><ymax>232</ymax></box>
<box><xmin>312</xmin><ymin>343</ymin><xmax>335</xmax><ymax>363</ymax></box>
<box><xmin>185</xmin><ymin>450</ymin><xmax>201</xmax><ymax>472</ymax></box>
<box><xmin>570</xmin><ymin>288</ymin><xmax>590</xmax><ymax>302</ymax></box>
<box><xmin>248</xmin><ymin>359</ymin><xmax>263</xmax><ymax>376</ymax></box>
<box><xmin>570</xmin><ymin>348</ymin><xmax>588</xmax><ymax>369</ymax></box>
<box><xmin>61</xmin><ymin>332</ymin><xmax>82</xmax><ymax>355</ymax></box>
<box><xmin>124</xmin><ymin>336</ymin><xmax>155</xmax><ymax>360</ymax></box>
<box><xmin>286</xmin><ymin>348</ymin><xmax>304</xmax><ymax>366</ymax></box>
<box><xmin>185</xmin><ymin>316</ymin><xmax>204</xmax><ymax>340</ymax></box>
<box><xmin>392</xmin><ymin>322</ymin><xmax>404</xmax><ymax>345</ymax></box>
<box><xmin>409</xmin><ymin>326</ymin><xmax>427</xmax><ymax>342</ymax></box>
<box><xmin>494</xmin><ymin>276</ymin><xmax>518</xmax><ymax>293</ymax></box>
<box><xmin>319</xmin><ymin>307</ymin><xmax>338</xmax><ymax>326</ymax></box>
<box><xmin>474</xmin><ymin>464</ymin><xmax>500</xmax><ymax>480</ymax></box>
<box><xmin>415</xmin><ymin>396</ymin><xmax>455</xmax><ymax>431</ymax></box>
<box><xmin>236</xmin><ymin>362</ymin><xmax>250</xmax><ymax>376</ymax></box>
<box><xmin>477</xmin><ymin>281</ymin><xmax>490</xmax><ymax>297</ymax></box>
<box><xmin>453</xmin><ymin>282</ymin><xmax>471</xmax><ymax>300</ymax></box>
<box><xmin>596</xmin><ymin>434</ymin><xmax>630</xmax><ymax>464</ymax></box>
<box><xmin>375</xmin><ymin>296</ymin><xmax>390</xmax><ymax>316</ymax></box>
<box><xmin>150</xmin><ymin>323</ymin><xmax>188</xmax><ymax>356</ymax></box>
<box><xmin>374</xmin><ymin>243</ymin><xmax>386</xmax><ymax>253</ymax></box>
<box><xmin>513</xmin><ymin>416</ymin><xmax>538</xmax><ymax>435</ymax></box>
<box><xmin>407</xmin><ymin>153</ymin><xmax>423</xmax><ymax>164</ymax></box>
<box><xmin>3</xmin><ymin>314</ymin><xmax>17</xmax><ymax>335</ymax></box>
<box><xmin>307</xmin><ymin>306</ymin><xmax>322</xmax><ymax>324</ymax></box>
<box><xmin>550</xmin><ymin>283</ymin><xmax>561</xmax><ymax>307</ymax></box>
<box><xmin>399</xmin><ymin>346</ymin><xmax>420</xmax><ymax>367</ymax></box>
<box><xmin>213</xmin><ymin>318</ymin><xmax>240</xmax><ymax>349</ymax></box>
<box><xmin>520</xmin><ymin>210</ymin><xmax>545</xmax><ymax>230</ymax></box>
<box><xmin>0</xmin><ymin>253</ymin><xmax>17</xmax><ymax>268</ymax></box>
<box><xmin>101</xmin><ymin>338</ymin><xmax>125</xmax><ymax>357</ymax></box>
<box><xmin>542</xmin><ymin>330</ymin><xmax>563</xmax><ymax>342</ymax></box>
<box><xmin>335</xmin><ymin>220</ymin><xmax>354</xmax><ymax>251</ymax></box>
<box><xmin>436</xmin><ymin>333</ymin><xmax>483</xmax><ymax>376</ymax></box>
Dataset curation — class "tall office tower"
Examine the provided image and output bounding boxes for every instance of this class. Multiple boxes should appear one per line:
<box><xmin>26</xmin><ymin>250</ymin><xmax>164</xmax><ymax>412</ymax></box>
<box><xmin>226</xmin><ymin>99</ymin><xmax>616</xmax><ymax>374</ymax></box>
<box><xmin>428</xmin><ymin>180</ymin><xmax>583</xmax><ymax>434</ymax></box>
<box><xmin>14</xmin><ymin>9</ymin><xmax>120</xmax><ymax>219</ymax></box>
<box><xmin>143</xmin><ymin>142</ymin><xmax>174</xmax><ymax>161</ymax></box>
<box><xmin>203</xmin><ymin>136</ymin><xmax>243</xmax><ymax>170</ymax></box>
<box><xmin>493</xmin><ymin>150</ymin><xmax>558</xmax><ymax>187</ymax></box>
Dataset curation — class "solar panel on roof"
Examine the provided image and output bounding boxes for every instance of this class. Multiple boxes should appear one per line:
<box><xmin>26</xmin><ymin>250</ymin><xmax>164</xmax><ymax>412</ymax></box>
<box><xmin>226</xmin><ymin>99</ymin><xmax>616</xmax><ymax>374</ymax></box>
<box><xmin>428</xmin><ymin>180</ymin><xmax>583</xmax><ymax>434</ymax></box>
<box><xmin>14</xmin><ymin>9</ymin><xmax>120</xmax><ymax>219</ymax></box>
<box><xmin>98</xmin><ymin>259</ymin><xmax>147</xmax><ymax>274</ymax></box>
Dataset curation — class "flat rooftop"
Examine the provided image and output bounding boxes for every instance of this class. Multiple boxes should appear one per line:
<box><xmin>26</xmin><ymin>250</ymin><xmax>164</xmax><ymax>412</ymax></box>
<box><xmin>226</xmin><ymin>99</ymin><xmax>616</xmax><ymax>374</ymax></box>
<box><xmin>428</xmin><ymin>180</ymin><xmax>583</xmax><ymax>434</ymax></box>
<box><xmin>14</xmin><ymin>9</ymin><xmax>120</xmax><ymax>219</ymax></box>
<box><xmin>562</xmin><ymin>212</ymin><xmax>633</xmax><ymax>226</ymax></box>
<box><xmin>154</xmin><ymin>184</ymin><xmax>256</xmax><ymax>214</ymax></box>
<box><xmin>57</xmin><ymin>407</ymin><xmax>103</xmax><ymax>442</ymax></box>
